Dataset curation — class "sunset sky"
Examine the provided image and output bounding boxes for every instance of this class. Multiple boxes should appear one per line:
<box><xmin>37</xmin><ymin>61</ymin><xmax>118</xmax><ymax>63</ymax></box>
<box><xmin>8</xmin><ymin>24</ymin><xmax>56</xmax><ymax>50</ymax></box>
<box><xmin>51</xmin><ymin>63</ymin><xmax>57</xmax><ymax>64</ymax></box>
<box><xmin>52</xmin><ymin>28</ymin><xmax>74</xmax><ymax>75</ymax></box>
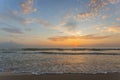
<box><xmin>0</xmin><ymin>0</ymin><xmax>120</xmax><ymax>48</ymax></box>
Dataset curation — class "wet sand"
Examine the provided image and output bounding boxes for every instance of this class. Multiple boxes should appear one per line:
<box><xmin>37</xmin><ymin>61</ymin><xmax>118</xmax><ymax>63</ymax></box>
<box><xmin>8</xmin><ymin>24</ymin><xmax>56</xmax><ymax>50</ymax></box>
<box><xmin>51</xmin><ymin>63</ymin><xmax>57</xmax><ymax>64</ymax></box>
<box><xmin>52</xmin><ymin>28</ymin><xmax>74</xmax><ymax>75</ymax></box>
<box><xmin>0</xmin><ymin>72</ymin><xmax>120</xmax><ymax>80</ymax></box>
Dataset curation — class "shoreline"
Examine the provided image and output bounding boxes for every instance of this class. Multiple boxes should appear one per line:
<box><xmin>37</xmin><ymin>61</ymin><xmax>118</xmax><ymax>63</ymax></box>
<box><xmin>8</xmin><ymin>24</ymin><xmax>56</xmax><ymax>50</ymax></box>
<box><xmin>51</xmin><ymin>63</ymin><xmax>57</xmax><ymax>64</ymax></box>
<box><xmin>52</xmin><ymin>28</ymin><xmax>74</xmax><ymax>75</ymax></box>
<box><xmin>0</xmin><ymin>72</ymin><xmax>120</xmax><ymax>80</ymax></box>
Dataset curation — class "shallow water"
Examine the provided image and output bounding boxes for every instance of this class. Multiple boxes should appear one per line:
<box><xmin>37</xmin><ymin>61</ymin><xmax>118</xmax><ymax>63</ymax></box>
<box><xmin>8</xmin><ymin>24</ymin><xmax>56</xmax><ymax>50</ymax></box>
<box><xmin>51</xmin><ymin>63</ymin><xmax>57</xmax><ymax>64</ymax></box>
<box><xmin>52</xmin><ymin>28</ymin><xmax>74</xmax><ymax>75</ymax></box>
<box><xmin>0</xmin><ymin>48</ymin><xmax>120</xmax><ymax>74</ymax></box>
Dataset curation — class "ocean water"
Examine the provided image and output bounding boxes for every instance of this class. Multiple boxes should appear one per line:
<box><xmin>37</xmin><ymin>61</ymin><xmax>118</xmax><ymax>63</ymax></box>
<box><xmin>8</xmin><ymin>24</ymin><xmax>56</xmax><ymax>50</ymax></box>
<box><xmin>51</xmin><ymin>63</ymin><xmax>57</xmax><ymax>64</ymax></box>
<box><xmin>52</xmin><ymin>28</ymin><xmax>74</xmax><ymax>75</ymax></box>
<box><xmin>0</xmin><ymin>48</ymin><xmax>120</xmax><ymax>74</ymax></box>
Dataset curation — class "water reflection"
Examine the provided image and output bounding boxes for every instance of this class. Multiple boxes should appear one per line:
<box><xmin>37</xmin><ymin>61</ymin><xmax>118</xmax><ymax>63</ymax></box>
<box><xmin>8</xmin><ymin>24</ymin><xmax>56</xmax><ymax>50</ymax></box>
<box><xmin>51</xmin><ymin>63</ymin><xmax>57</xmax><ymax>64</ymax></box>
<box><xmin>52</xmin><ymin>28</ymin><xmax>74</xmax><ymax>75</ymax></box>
<box><xmin>0</xmin><ymin>49</ymin><xmax>120</xmax><ymax>74</ymax></box>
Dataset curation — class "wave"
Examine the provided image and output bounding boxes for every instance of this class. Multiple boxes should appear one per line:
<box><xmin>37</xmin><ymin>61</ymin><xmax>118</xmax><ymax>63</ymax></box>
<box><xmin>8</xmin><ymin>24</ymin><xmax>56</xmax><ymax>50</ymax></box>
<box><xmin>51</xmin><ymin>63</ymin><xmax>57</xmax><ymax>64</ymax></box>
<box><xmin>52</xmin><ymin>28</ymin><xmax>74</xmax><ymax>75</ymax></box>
<box><xmin>12</xmin><ymin>71</ymin><xmax>120</xmax><ymax>75</ymax></box>
<box><xmin>19</xmin><ymin>51</ymin><xmax>120</xmax><ymax>55</ymax></box>
<box><xmin>1</xmin><ymin>48</ymin><xmax>120</xmax><ymax>55</ymax></box>
<box><xmin>21</xmin><ymin>48</ymin><xmax>120</xmax><ymax>51</ymax></box>
<box><xmin>1</xmin><ymin>48</ymin><xmax>120</xmax><ymax>52</ymax></box>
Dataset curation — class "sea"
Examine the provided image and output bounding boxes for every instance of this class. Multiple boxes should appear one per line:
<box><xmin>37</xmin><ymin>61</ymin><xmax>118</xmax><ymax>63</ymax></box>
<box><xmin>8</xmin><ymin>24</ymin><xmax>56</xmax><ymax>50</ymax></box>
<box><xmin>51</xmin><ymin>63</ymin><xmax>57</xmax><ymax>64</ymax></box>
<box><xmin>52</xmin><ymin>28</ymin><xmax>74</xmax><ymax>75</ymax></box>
<box><xmin>0</xmin><ymin>48</ymin><xmax>120</xmax><ymax>75</ymax></box>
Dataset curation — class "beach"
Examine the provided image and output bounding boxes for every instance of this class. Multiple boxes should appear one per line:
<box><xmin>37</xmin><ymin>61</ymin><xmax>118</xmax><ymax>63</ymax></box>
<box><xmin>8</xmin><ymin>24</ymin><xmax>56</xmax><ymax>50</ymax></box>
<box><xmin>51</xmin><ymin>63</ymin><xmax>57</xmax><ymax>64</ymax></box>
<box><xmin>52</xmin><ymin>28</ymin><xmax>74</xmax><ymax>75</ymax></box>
<box><xmin>1</xmin><ymin>0</ymin><xmax>120</xmax><ymax>79</ymax></box>
<box><xmin>0</xmin><ymin>72</ymin><xmax>120</xmax><ymax>80</ymax></box>
<box><xmin>0</xmin><ymin>48</ymin><xmax>120</xmax><ymax>80</ymax></box>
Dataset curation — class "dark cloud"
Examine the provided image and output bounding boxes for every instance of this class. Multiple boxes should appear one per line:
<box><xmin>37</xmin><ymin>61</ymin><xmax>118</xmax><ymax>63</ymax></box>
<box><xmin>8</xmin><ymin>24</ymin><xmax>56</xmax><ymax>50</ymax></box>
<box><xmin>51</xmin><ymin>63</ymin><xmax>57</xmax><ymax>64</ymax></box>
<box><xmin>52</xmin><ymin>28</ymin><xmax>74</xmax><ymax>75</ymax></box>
<box><xmin>0</xmin><ymin>22</ymin><xmax>23</xmax><ymax>34</ymax></box>
<box><xmin>0</xmin><ymin>13</ymin><xmax>25</xmax><ymax>25</ymax></box>
<box><xmin>48</xmin><ymin>34</ymin><xmax>110</xmax><ymax>41</ymax></box>
<box><xmin>55</xmin><ymin>19</ymin><xmax>82</xmax><ymax>35</ymax></box>
<box><xmin>79</xmin><ymin>42</ymin><xmax>120</xmax><ymax>47</ymax></box>
<box><xmin>0</xmin><ymin>41</ymin><xmax>24</xmax><ymax>48</ymax></box>
<box><xmin>63</xmin><ymin>20</ymin><xmax>78</xmax><ymax>31</ymax></box>
<box><xmin>2</xmin><ymin>27</ymin><xmax>23</xmax><ymax>34</ymax></box>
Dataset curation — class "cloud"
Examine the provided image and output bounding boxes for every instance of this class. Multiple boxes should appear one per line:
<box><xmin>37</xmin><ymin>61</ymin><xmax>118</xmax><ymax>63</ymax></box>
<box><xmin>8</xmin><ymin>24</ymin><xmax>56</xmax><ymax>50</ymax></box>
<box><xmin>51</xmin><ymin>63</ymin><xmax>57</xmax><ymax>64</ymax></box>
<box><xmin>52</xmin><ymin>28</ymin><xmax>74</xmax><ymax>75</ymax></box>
<box><xmin>116</xmin><ymin>18</ymin><xmax>120</xmax><ymax>21</ymax></box>
<box><xmin>2</xmin><ymin>27</ymin><xmax>23</xmax><ymax>34</ymax></box>
<box><xmin>88</xmin><ymin>0</ymin><xmax>120</xmax><ymax>13</ymax></box>
<box><xmin>7</xmin><ymin>0</ymin><xmax>52</xmax><ymax>28</ymax></box>
<box><xmin>0</xmin><ymin>14</ymin><xmax>10</xmax><ymax>20</ymax></box>
<box><xmin>74</xmin><ymin>0</ymin><xmax>120</xmax><ymax>22</ymax></box>
<box><xmin>48</xmin><ymin>34</ymin><xmax>110</xmax><ymax>41</ymax></box>
<box><xmin>95</xmin><ymin>25</ymin><xmax>120</xmax><ymax>33</ymax></box>
<box><xmin>16</xmin><ymin>15</ymin><xmax>81</xmax><ymax>36</ymax></box>
<box><xmin>0</xmin><ymin>13</ymin><xmax>52</xmax><ymax>28</ymax></box>
<box><xmin>23</xmin><ymin>18</ymin><xmax>52</xmax><ymax>27</ymax></box>
<box><xmin>74</xmin><ymin>12</ymin><xmax>92</xmax><ymax>21</ymax></box>
<box><xmin>60</xmin><ymin>20</ymin><xmax>78</xmax><ymax>31</ymax></box>
<box><xmin>0</xmin><ymin>22</ymin><xmax>23</xmax><ymax>34</ymax></box>
<box><xmin>2</xmin><ymin>0</ymin><xmax>119</xmax><ymax>37</ymax></box>
<box><xmin>78</xmin><ymin>42</ymin><xmax>120</xmax><ymax>47</ymax></box>
<box><xmin>102</xmin><ymin>15</ymin><xmax>108</xmax><ymax>19</ymax></box>
<box><xmin>0</xmin><ymin>23</ymin><xmax>23</xmax><ymax>34</ymax></box>
<box><xmin>20</xmin><ymin>0</ymin><xmax>37</xmax><ymax>14</ymax></box>
<box><xmin>74</xmin><ymin>0</ymin><xmax>120</xmax><ymax>21</ymax></box>
<box><xmin>76</xmin><ymin>12</ymin><xmax>91</xmax><ymax>19</ymax></box>
<box><xmin>22</xmin><ymin>18</ymin><xmax>35</xmax><ymax>24</ymax></box>
<box><xmin>0</xmin><ymin>41</ymin><xmax>24</xmax><ymax>48</ymax></box>
<box><xmin>23</xmin><ymin>17</ymin><xmax>82</xmax><ymax>35</ymax></box>
<box><xmin>54</xmin><ymin>19</ymin><xmax>82</xmax><ymax>35</ymax></box>
<box><xmin>64</xmin><ymin>11</ymin><xmax>94</xmax><ymax>22</ymax></box>
<box><xmin>0</xmin><ymin>13</ymin><xmax>26</xmax><ymax>25</ymax></box>
<box><xmin>36</xmin><ymin>19</ymin><xmax>52</xmax><ymax>27</ymax></box>
<box><xmin>25</xmin><ymin>28</ymin><xmax>32</xmax><ymax>32</ymax></box>
<box><xmin>88</xmin><ymin>0</ymin><xmax>108</xmax><ymax>13</ymax></box>
<box><xmin>106</xmin><ymin>26</ymin><xmax>120</xmax><ymax>33</ymax></box>
<box><xmin>11</xmin><ymin>10</ymin><xmax>19</xmax><ymax>15</ymax></box>
<box><xmin>108</xmin><ymin>0</ymin><xmax>120</xmax><ymax>4</ymax></box>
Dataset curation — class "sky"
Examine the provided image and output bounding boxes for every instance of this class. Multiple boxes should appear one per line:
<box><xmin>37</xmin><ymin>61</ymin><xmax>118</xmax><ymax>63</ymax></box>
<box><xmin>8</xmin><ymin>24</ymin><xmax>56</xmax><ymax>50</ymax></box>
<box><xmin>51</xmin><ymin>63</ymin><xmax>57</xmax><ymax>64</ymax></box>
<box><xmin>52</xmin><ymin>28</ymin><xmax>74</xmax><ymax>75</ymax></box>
<box><xmin>0</xmin><ymin>0</ymin><xmax>120</xmax><ymax>48</ymax></box>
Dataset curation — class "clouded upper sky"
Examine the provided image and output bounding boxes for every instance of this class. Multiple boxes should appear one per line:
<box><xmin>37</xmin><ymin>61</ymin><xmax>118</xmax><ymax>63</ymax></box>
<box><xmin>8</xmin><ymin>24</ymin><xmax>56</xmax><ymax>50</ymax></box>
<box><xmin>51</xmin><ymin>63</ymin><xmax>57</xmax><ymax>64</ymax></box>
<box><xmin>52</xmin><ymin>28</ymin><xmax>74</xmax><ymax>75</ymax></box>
<box><xmin>0</xmin><ymin>0</ymin><xmax>120</xmax><ymax>48</ymax></box>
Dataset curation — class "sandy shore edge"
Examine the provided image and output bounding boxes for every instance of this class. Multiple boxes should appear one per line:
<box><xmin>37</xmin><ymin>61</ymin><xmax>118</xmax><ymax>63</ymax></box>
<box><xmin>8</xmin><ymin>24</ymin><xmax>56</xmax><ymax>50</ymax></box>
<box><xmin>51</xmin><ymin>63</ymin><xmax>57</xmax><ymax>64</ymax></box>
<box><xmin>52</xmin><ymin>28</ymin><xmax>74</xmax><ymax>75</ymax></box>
<box><xmin>0</xmin><ymin>72</ymin><xmax>120</xmax><ymax>80</ymax></box>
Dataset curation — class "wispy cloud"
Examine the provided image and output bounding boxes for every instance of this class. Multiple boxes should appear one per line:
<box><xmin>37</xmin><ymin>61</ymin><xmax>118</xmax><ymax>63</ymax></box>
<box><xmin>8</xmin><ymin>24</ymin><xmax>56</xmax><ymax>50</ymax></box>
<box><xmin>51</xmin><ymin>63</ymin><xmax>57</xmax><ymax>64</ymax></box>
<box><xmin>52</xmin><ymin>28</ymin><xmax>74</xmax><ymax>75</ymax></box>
<box><xmin>106</xmin><ymin>26</ymin><xmax>120</xmax><ymax>33</ymax></box>
<box><xmin>54</xmin><ymin>19</ymin><xmax>82</xmax><ymax>35</ymax></box>
<box><xmin>0</xmin><ymin>22</ymin><xmax>23</xmax><ymax>34</ymax></box>
<box><xmin>22</xmin><ymin>17</ymin><xmax>82</xmax><ymax>35</ymax></box>
<box><xmin>2</xmin><ymin>27</ymin><xmax>23</xmax><ymax>34</ymax></box>
<box><xmin>20</xmin><ymin>0</ymin><xmax>37</xmax><ymax>14</ymax></box>
<box><xmin>0</xmin><ymin>41</ymin><xmax>24</xmax><ymax>48</ymax></box>
<box><xmin>72</xmin><ymin>0</ymin><xmax>120</xmax><ymax>21</ymax></box>
<box><xmin>95</xmin><ymin>25</ymin><xmax>120</xmax><ymax>33</ymax></box>
<box><xmin>88</xmin><ymin>0</ymin><xmax>120</xmax><ymax>13</ymax></box>
<box><xmin>116</xmin><ymin>17</ymin><xmax>120</xmax><ymax>21</ymax></box>
<box><xmin>0</xmin><ymin>13</ymin><xmax>25</xmax><ymax>25</ymax></box>
<box><xmin>74</xmin><ymin>12</ymin><xmax>92</xmax><ymax>21</ymax></box>
<box><xmin>0</xmin><ymin>13</ymin><xmax>52</xmax><ymax>28</ymax></box>
<box><xmin>9</xmin><ymin>0</ymin><xmax>53</xmax><ymax>32</ymax></box>
<box><xmin>71</xmin><ymin>0</ymin><xmax>108</xmax><ymax>21</ymax></box>
<box><xmin>88</xmin><ymin>0</ymin><xmax>108</xmax><ymax>13</ymax></box>
<box><xmin>108</xmin><ymin>0</ymin><xmax>120</xmax><ymax>4</ymax></box>
<box><xmin>23</xmin><ymin>18</ymin><xmax>52</xmax><ymax>27</ymax></box>
<box><xmin>102</xmin><ymin>15</ymin><xmax>108</xmax><ymax>19</ymax></box>
<box><xmin>35</xmin><ymin>19</ymin><xmax>52</xmax><ymax>27</ymax></box>
<box><xmin>48</xmin><ymin>34</ymin><xmax>110</xmax><ymax>41</ymax></box>
<box><xmin>1</xmin><ymin>0</ymin><xmax>119</xmax><ymax>37</ymax></box>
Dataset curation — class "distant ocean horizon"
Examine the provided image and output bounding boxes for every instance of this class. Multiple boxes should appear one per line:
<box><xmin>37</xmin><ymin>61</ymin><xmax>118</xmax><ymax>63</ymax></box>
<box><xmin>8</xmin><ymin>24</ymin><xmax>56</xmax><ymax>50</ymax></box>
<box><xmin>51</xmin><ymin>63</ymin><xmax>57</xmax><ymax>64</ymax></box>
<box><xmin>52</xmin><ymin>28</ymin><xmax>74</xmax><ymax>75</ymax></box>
<box><xmin>0</xmin><ymin>48</ymin><xmax>120</xmax><ymax>75</ymax></box>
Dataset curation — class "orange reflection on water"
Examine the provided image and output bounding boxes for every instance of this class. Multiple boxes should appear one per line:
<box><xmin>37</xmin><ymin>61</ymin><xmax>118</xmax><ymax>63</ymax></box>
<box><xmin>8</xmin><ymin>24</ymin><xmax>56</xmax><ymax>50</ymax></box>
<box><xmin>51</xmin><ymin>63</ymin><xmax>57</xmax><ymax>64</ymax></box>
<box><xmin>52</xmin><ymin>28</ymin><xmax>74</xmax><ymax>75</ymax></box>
<box><xmin>57</xmin><ymin>55</ymin><xmax>86</xmax><ymax>65</ymax></box>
